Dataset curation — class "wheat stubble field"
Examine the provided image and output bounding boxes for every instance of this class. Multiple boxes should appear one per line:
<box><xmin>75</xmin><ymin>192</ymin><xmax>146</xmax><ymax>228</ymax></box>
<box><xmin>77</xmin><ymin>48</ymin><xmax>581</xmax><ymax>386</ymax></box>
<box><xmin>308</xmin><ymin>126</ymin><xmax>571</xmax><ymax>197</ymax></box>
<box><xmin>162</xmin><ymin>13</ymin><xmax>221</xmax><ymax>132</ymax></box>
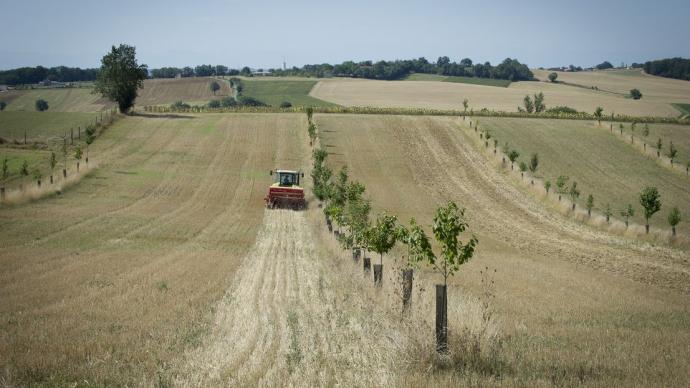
<box><xmin>310</xmin><ymin>70</ymin><xmax>690</xmax><ymax>117</ymax></box>
<box><xmin>0</xmin><ymin>113</ymin><xmax>309</xmax><ymax>384</ymax></box>
<box><xmin>1</xmin><ymin>111</ymin><xmax>690</xmax><ymax>386</ymax></box>
<box><xmin>315</xmin><ymin>114</ymin><xmax>690</xmax><ymax>386</ymax></box>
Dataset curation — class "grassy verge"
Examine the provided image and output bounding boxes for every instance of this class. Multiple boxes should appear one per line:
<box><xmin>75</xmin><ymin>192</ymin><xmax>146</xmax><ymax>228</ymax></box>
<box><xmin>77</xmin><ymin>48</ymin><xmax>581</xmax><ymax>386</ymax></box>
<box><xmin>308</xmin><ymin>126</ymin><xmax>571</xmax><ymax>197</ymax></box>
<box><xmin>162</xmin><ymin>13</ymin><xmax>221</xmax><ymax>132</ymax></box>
<box><xmin>672</xmin><ymin>103</ymin><xmax>690</xmax><ymax>118</ymax></box>
<box><xmin>0</xmin><ymin>111</ymin><xmax>100</xmax><ymax>142</ymax></box>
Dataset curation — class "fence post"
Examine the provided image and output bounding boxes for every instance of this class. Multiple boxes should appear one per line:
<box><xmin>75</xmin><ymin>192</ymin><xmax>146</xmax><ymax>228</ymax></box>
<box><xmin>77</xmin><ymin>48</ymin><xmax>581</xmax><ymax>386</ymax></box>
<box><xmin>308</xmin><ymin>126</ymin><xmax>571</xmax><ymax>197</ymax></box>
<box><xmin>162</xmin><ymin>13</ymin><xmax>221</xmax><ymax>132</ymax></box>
<box><xmin>71</xmin><ymin>128</ymin><xmax>74</xmax><ymax>145</ymax></box>
<box><xmin>436</xmin><ymin>284</ymin><xmax>448</xmax><ymax>353</ymax></box>
<box><xmin>0</xmin><ymin>187</ymin><xmax>4</xmax><ymax>201</ymax></box>
<box><xmin>78</xmin><ymin>126</ymin><xmax>81</xmax><ymax>140</ymax></box>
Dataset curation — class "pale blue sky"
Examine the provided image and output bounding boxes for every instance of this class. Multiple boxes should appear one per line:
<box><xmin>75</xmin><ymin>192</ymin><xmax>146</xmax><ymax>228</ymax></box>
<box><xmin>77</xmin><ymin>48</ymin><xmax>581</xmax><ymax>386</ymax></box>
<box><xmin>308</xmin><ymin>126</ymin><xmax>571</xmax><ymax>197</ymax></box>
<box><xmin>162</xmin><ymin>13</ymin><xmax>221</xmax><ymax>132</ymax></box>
<box><xmin>1</xmin><ymin>0</ymin><xmax>688</xmax><ymax>70</ymax></box>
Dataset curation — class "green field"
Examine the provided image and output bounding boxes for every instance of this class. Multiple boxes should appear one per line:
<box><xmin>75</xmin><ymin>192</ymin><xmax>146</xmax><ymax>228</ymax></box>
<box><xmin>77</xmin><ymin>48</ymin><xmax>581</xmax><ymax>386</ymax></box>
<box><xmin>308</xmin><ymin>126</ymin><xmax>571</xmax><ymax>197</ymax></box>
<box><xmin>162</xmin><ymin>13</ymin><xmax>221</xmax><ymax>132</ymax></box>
<box><xmin>0</xmin><ymin>111</ymin><xmax>100</xmax><ymax>142</ymax></box>
<box><xmin>404</xmin><ymin>73</ymin><xmax>512</xmax><ymax>87</ymax></box>
<box><xmin>672</xmin><ymin>103</ymin><xmax>690</xmax><ymax>117</ymax></box>
<box><xmin>241</xmin><ymin>79</ymin><xmax>337</xmax><ymax>107</ymax></box>
<box><xmin>0</xmin><ymin>148</ymin><xmax>54</xmax><ymax>185</ymax></box>
<box><xmin>476</xmin><ymin>117</ymin><xmax>690</xmax><ymax>228</ymax></box>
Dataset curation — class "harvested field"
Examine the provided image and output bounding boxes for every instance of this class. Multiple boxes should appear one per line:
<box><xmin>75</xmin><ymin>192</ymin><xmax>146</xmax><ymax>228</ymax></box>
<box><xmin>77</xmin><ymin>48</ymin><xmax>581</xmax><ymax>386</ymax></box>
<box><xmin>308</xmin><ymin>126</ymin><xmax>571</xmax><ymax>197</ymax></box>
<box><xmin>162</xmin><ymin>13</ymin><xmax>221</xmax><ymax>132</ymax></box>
<box><xmin>310</xmin><ymin>75</ymin><xmax>690</xmax><ymax>117</ymax></box>
<box><xmin>2</xmin><ymin>88</ymin><xmax>111</xmax><ymax>112</ymax></box>
<box><xmin>0</xmin><ymin>113</ymin><xmax>308</xmax><ymax>385</ymax></box>
<box><xmin>136</xmin><ymin>77</ymin><xmax>232</xmax><ymax>106</ymax></box>
<box><xmin>0</xmin><ymin>110</ymin><xmax>100</xmax><ymax>142</ymax></box>
<box><xmin>533</xmin><ymin>69</ymin><xmax>690</xmax><ymax>109</ymax></box>
<box><xmin>316</xmin><ymin>113</ymin><xmax>690</xmax><ymax>386</ymax></box>
<box><xmin>474</xmin><ymin>117</ymin><xmax>690</xmax><ymax>228</ymax></box>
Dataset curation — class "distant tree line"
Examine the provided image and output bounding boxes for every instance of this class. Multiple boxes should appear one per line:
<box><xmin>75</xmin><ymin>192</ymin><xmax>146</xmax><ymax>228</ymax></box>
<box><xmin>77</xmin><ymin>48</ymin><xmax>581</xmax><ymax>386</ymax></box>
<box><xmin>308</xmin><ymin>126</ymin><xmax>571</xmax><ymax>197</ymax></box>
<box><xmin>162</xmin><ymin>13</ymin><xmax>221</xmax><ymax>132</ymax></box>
<box><xmin>642</xmin><ymin>57</ymin><xmax>690</xmax><ymax>81</ymax></box>
<box><xmin>273</xmin><ymin>57</ymin><xmax>534</xmax><ymax>81</ymax></box>
<box><xmin>150</xmin><ymin>65</ymin><xmax>242</xmax><ymax>78</ymax></box>
<box><xmin>149</xmin><ymin>57</ymin><xmax>534</xmax><ymax>81</ymax></box>
<box><xmin>0</xmin><ymin>66</ymin><xmax>99</xmax><ymax>85</ymax></box>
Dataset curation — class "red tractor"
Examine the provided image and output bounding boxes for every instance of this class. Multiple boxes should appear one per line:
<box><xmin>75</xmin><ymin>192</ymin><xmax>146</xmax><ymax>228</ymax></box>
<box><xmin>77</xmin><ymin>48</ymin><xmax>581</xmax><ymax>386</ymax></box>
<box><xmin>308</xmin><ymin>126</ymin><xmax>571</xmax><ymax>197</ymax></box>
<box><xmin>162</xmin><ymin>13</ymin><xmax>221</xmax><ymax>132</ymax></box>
<box><xmin>265</xmin><ymin>169</ymin><xmax>306</xmax><ymax>210</ymax></box>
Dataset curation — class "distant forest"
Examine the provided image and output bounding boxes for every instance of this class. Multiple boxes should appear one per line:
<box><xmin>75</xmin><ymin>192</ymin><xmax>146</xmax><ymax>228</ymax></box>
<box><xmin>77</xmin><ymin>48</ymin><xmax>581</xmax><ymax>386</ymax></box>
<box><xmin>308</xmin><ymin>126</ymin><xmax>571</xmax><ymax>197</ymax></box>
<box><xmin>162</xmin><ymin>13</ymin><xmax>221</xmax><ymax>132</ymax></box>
<box><xmin>5</xmin><ymin>57</ymin><xmax>687</xmax><ymax>85</ymax></box>
<box><xmin>0</xmin><ymin>66</ymin><xmax>98</xmax><ymax>85</ymax></box>
<box><xmin>643</xmin><ymin>58</ymin><xmax>690</xmax><ymax>81</ymax></box>
<box><xmin>148</xmin><ymin>57</ymin><xmax>534</xmax><ymax>82</ymax></box>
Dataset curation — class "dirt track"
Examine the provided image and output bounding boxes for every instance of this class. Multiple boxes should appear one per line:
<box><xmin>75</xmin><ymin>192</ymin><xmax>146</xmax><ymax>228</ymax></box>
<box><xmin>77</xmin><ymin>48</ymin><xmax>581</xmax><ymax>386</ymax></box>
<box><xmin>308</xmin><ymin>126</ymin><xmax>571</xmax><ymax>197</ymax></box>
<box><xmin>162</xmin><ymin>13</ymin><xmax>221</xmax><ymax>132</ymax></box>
<box><xmin>178</xmin><ymin>209</ymin><xmax>403</xmax><ymax>387</ymax></box>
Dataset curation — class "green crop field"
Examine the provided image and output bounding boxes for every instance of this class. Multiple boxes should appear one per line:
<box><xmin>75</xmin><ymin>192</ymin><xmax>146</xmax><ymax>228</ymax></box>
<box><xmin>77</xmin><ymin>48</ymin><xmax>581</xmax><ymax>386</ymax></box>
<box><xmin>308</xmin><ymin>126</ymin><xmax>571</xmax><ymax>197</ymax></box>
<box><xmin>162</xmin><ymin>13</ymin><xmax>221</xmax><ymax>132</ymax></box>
<box><xmin>242</xmin><ymin>79</ymin><xmax>337</xmax><ymax>107</ymax></box>
<box><xmin>0</xmin><ymin>111</ymin><xmax>101</xmax><ymax>142</ymax></box>
<box><xmin>475</xmin><ymin>117</ymin><xmax>690</xmax><ymax>228</ymax></box>
<box><xmin>672</xmin><ymin>103</ymin><xmax>690</xmax><ymax>117</ymax></box>
<box><xmin>0</xmin><ymin>148</ymin><xmax>53</xmax><ymax>185</ymax></box>
<box><xmin>405</xmin><ymin>73</ymin><xmax>512</xmax><ymax>87</ymax></box>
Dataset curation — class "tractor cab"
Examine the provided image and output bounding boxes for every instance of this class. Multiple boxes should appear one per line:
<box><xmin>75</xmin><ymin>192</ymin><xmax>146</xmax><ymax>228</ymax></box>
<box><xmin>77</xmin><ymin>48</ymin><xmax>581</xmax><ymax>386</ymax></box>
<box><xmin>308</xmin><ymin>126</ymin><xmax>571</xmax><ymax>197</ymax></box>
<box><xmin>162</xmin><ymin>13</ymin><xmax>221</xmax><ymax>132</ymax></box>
<box><xmin>274</xmin><ymin>170</ymin><xmax>301</xmax><ymax>187</ymax></box>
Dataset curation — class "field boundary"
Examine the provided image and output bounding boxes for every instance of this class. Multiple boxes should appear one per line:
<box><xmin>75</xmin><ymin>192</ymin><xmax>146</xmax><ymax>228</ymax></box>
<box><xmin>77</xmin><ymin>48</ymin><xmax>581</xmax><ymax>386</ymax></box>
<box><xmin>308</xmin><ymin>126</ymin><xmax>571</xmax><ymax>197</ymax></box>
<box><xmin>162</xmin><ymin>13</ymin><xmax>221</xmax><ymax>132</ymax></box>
<box><xmin>142</xmin><ymin>105</ymin><xmax>690</xmax><ymax>125</ymax></box>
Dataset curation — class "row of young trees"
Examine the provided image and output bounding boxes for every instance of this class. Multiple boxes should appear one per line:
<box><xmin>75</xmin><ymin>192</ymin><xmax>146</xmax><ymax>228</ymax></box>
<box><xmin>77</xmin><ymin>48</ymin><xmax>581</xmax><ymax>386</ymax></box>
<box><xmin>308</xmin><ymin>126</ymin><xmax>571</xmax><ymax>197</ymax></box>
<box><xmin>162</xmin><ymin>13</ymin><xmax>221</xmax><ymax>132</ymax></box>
<box><xmin>1</xmin><ymin>112</ymin><xmax>106</xmax><ymax>201</ymax></box>
<box><xmin>307</xmin><ymin>107</ymin><xmax>478</xmax><ymax>352</ymax></box>
<box><xmin>469</xmin><ymin>115</ymin><xmax>683</xmax><ymax>238</ymax></box>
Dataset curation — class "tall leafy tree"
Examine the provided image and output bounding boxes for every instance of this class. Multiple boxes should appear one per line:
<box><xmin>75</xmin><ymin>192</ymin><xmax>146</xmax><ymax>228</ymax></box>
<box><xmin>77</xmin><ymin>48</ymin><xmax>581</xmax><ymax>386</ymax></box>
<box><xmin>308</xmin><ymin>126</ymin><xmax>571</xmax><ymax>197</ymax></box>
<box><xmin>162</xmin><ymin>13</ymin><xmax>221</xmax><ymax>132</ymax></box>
<box><xmin>94</xmin><ymin>44</ymin><xmax>148</xmax><ymax>113</ymax></box>
<box><xmin>534</xmin><ymin>92</ymin><xmax>545</xmax><ymax>113</ymax></box>
<box><xmin>427</xmin><ymin>201</ymin><xmax>478</xmax><ymax>352</ymax></box>
<box><xmin>639</xmin><ymin>186</ymin><xmax>661</xmax><ymax>234</ymax></box>
<box><xmin>668</xmin><ymin>207</ymin><xmax>681</xmax><ymax>236</ymax></box>
<box><xmin>368</xmin><ymin>213</ymin><xmax>398</xmax><ymax>285</ymax></box>
<box><xmin>209</xmin><ymin>81</ymin><xmax>220</xmax><ymax>95</ymax></box>
<box><xmin>523</xmin><ymin>95</ymin><xmax>534</xmax><ymax>113</ymax></box>
<box><xmin>569</xmin><ymin>181</ymin><xmax>580</xmax><ymax>210</ymax></box>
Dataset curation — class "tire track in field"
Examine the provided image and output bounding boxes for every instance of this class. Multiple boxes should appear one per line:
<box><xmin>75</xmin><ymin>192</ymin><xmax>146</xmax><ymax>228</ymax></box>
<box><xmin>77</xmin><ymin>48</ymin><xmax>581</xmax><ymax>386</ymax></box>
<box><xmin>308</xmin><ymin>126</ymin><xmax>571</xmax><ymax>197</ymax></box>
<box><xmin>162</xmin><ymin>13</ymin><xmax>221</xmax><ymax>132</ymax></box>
<box><xmin>178</xmin><ymin>209</ymin><xmax>402</xmax><ymax>387</ymax></box>
<box><xmin>397</xmin><ymin>117</ymin><xmax>690</xmax><ymax>293</ymax></box>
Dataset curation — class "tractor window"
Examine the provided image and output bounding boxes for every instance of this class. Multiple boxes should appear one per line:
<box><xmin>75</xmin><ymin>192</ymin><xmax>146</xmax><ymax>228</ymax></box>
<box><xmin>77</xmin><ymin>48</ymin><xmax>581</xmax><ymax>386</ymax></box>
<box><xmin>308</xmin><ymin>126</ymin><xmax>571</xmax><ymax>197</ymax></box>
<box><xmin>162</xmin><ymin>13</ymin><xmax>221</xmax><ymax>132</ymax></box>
<box><xmin>279</xmin><ymin>173</ymin><xmax>295</xmax><ymax>186</ymax></box>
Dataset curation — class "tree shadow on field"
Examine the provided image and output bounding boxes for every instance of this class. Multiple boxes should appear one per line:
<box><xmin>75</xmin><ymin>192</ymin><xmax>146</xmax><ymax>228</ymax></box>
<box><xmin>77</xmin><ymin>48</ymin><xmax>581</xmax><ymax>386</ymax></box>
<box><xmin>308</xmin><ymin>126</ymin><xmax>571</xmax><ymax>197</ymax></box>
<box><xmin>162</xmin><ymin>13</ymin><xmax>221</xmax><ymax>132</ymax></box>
<box><xmin>131</xmin><ymin>112</ymin><xmax>196</xmax><ymax>120</ymax></box>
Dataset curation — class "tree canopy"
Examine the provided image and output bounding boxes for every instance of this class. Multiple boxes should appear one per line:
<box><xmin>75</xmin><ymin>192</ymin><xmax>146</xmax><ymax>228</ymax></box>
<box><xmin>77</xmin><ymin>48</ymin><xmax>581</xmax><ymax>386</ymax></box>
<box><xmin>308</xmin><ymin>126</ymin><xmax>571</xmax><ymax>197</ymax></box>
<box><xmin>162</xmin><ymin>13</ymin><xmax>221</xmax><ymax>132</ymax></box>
<box><xmin>94</xmin><ymin>44</ymin><xmax>148</xmax><ymax>113</ymax></box>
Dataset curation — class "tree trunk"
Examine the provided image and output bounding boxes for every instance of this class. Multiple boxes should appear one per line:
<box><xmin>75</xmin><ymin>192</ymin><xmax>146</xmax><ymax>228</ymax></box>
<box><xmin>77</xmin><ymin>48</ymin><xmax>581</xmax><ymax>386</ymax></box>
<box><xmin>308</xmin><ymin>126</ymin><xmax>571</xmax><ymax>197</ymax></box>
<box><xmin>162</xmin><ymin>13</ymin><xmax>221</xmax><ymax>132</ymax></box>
<box><xmin>77</xmin><ymin>162</ymin><xmax>80</xmax><ymax>172</ymax></box>
<box><xmin>50</xmin><ymin>175</ymin><xmax>53</xmax><ymax>184</ymax></box>
<box><xmin>435</xmin><ymin>284</ymin><xmax>448</xmax><ymax>353</ymax></box>
<box><xmin>645</xmin><ymin>224</ymin><xmax>650</xmax><ymax>234</ymax></box>
<box><xmin>37</xmin><ymin>179</ymin><xmax>41</xmax><ymax>188</ymax></box>
<box><xmin>63</xmin><ymin>169</ymin><xmax>67</xmax><ymax>178</ymax></box>
<box><xmin>672</xmin><ymin>226</ymin><xmax>676</xmax><ymax>236</ymax></box>
<box><xmin>0</xmin><ymin>187</ymin><xmax>4</xmax><ymax>201</ymax></box>
<box><xmin>402</xmin><ymin>269</ymin><xmax>413</xmax><ymax>314</ymax></box>
<box><xmin>572</xmin><ymin>203</ymin><xmax>576</xmax><ymax>211</ymax></box>
<box><xmin>363</xmin><ymin>257</ymin><xmax>371</xmax><ymax>273</ymax></box>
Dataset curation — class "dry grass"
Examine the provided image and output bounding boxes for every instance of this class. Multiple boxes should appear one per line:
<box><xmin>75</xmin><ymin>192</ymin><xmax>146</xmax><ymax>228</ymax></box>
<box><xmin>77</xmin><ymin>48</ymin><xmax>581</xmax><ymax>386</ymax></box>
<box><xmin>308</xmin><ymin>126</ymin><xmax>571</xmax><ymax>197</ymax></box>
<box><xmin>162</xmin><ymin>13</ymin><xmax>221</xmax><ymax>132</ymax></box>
<box><xmin>0</xmin><ymin>113</ymin><xmax>307</xmax><ymax>386</ymax></box>
<box><xmin>2</xmin><ymin>88</ymin><xmax>111</xmax><ymax>112</ymax></box>
<box><xmin>316</xmin><ymin>113</ymin><xmax>690</xmax><ymax>385</ymax></box>
<box><xmin>310</xmin><ymin>73</ymin><xmax>690</xmax><ymax>117</ymax></box>
<box><xmin>471</xmin><ymin>116</ymin><xmax>690</xmax><ymax>230</ymax></box>
<box><xmin>2</xmin><ymin>111</ymin><xmax>690</xmax><ymax>386</ymax></box>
